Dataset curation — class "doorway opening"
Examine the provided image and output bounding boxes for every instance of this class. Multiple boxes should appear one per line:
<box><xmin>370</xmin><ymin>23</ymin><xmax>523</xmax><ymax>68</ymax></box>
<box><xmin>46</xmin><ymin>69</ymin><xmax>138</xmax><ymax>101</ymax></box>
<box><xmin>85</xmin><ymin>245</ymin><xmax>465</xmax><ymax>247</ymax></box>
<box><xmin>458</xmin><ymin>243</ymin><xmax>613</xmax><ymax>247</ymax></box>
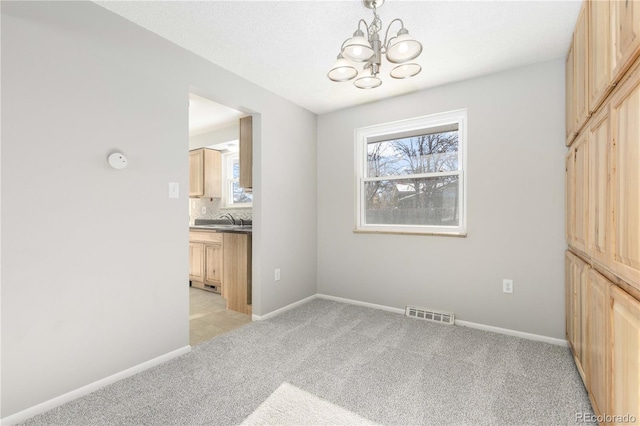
<box><xmin>188</xmin><ymin>92</ymin><xmax>253</xmax><ymax>346</ymax></box>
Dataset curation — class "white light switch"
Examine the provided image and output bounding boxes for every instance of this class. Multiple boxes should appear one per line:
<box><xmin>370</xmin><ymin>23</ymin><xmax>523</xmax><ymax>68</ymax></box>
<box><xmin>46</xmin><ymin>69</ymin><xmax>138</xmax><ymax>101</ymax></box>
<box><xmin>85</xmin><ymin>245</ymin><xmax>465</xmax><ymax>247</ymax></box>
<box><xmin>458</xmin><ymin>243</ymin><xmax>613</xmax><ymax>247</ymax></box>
<box><xmin>168</xmin><ymin>182</ymin><xmax>179</xmax><ymax>199</ymax></box>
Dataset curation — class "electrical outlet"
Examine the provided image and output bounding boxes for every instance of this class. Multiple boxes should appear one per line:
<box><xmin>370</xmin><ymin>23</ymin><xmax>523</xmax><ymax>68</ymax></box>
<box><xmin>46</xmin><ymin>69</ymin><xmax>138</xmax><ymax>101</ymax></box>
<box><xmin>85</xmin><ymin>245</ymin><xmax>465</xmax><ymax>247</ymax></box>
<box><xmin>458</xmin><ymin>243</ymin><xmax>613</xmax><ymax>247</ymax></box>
<box><xmin>201</xmin><ymin>206</ymin><xmax>206</xmax><ymax>214</ymax></box>
<box><xmin>275</xmin><ymin>268</ymin><xmax>281</xmax><ymax>281</ymax></box>
<box><xmin>503</xmin><ymin>279</ymin><xmax>513</xmax><ymax>294</ymax></box>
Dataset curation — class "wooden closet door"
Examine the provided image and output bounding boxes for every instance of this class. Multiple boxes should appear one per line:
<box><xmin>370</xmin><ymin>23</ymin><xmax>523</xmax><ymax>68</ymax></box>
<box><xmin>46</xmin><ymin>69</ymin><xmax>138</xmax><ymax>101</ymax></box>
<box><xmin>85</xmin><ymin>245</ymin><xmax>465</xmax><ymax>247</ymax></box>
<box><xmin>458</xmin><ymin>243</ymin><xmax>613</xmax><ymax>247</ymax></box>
<box><xmin>610</xmin><ymin>65</ymin><xmax>640</xmax><ymax>290</ymax></box>
<box><xmin>588</xmin><ymin>105</ymin><xmax>611</xmax><ymax>268</ymax></box>
<box><xmin>612</xmin><ymin>0</ymin><xmax>640</xmax><ymax>81</ymax></box>
<box><xmin>609</xmin><ymin>284</ymin><xmax>640</xmax><ymax>423</ymax></box>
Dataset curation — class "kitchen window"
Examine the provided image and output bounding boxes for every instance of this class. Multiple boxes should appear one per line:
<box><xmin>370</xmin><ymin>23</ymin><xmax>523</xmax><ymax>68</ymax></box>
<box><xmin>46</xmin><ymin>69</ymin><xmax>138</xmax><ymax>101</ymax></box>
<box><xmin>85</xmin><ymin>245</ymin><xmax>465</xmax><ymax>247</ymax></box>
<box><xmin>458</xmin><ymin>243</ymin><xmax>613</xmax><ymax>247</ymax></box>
<box><xmin>355</xmin><ymin>109</ymin><xmax>467</xmax><ymax>236</ymax></box>
<box><xmin>223</xmin><ymin>152</ymin><xmax>252</xmax><ymax>208</ymax></box>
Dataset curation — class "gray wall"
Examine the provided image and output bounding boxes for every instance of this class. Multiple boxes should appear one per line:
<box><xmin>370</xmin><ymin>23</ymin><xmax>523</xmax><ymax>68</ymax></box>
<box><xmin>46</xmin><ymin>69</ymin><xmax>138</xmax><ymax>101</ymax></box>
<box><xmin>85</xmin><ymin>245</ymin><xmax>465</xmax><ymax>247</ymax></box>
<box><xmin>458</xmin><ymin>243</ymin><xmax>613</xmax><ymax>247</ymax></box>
<box><xmin>1</xmin><ymin>1</ymin><xmax>316</xmax><ymax>418</ymax></box>
<box><xmin>189</xmin><ymin>124</ymin><xmax>239</xmax><ymax>150</ymax></box>
<box><xmin>317</xmin><ymin>59</ymin><xmax>566</xmax><ymax>339</ymax></box>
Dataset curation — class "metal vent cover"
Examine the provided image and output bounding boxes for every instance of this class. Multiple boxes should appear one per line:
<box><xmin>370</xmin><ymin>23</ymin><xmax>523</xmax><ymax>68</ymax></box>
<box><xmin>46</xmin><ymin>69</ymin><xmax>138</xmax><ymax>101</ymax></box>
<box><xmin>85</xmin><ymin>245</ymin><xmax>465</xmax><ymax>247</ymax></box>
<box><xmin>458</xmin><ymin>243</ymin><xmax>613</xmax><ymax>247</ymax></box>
<box><xmin>405</xmin><ymin>306</ymin><xmax>455</xmax><ymax>325</ymax></box>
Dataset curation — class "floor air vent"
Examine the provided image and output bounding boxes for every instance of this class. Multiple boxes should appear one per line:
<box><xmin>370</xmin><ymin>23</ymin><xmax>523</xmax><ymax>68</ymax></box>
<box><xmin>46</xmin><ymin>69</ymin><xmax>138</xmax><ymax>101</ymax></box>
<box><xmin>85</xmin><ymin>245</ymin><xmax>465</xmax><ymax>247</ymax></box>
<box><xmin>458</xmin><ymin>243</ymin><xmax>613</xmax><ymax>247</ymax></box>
<box><xmin>405</xmin><ymin>306</ymin><xmax>455</xmax><ymax>325</ymax></box>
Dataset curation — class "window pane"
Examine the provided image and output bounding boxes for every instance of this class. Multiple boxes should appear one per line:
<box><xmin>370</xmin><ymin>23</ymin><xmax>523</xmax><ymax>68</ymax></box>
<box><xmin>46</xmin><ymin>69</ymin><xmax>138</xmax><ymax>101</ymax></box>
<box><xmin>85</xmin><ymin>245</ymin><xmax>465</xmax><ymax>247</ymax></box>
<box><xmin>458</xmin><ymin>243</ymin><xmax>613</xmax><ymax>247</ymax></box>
<box><xmin>365</xmin><ymin>176</ymin><xmax>459</xmax><ymax>226</ymax></box>
<box><xmin>232</xmin><ymin>158</ymin><xmax>240</xmax><ymax>179</ymax></box>
<box><xmin>367</xmin><ymin>130</ymin><xmax>458</xmax><ymax>177</ymax></box>
<box><xmin>232</xmin><ymin>181</ymin><xmax>252</xmax><ymax>204</ymax></box>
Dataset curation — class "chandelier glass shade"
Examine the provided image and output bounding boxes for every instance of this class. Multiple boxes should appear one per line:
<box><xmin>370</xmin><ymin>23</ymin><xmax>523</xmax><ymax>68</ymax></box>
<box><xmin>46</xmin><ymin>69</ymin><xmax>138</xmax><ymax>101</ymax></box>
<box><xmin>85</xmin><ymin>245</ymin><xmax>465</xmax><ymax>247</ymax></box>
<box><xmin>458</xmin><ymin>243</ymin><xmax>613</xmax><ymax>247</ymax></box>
<box><xmin>327</xmin><ymin>0</ymin><xmax>423</xmax><ymax>89</ymax></box>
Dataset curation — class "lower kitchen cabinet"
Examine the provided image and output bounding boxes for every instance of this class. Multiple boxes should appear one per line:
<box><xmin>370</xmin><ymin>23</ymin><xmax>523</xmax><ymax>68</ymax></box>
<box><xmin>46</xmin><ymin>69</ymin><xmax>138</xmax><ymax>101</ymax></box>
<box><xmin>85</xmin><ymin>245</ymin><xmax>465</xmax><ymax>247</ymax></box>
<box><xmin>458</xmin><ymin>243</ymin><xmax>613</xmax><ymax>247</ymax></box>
<box><xmin>566</xmin><ymin>251</ymin><xmax>590</xmax><ymax>380</ymax></box>
<box><xmin>204</xmin><ymin>243</ymin><xmax>223</xmax><ymax>288</ymax></box>
<box><xmin>586</xmin><ymin>269</ymin><xmax>610</xmax><ymax>418</ymax></box>
<box><xmin>567</xmin><ymin>255</ymin><xmax>640</xmax><ymax>423</ymax></box>
<box><xmin>189</xmin><ymin>231</ymin><xmax>224</xmax><ymax>294</ymax></box>
<box><xmin>189</xmin><ymin>242</ymin><xmax>205</xmax><ymax>283</ymax></box>
<box><xmin>223</xmin><ymin>233</ymin><xmax>252</xmax><ymax>315</ymax></box>
<box><xmin>609</xmin><ymin>284</ymin><xmax>640</xmax><ymax>423</ymax></box>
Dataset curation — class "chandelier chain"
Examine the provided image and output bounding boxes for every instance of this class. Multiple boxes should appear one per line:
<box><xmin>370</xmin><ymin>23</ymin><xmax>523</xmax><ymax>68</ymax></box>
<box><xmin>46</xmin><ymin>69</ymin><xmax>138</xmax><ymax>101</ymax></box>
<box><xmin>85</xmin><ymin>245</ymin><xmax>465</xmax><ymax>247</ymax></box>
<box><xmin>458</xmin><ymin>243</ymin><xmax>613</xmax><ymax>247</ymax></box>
<box><xmin>369</xmin><ymin>5</ymin><xmax>382</xmax><ymax>40</ymax></box>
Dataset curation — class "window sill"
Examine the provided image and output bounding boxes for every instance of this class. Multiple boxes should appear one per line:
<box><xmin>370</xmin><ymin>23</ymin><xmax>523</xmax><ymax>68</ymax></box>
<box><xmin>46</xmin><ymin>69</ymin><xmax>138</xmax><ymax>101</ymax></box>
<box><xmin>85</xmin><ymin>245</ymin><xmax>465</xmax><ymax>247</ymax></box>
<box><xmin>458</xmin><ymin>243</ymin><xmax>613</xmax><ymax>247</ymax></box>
<box><xmin>353</xmin><ymin>229</ymin><xmax>467</xmax><ymax>237</ymax></box>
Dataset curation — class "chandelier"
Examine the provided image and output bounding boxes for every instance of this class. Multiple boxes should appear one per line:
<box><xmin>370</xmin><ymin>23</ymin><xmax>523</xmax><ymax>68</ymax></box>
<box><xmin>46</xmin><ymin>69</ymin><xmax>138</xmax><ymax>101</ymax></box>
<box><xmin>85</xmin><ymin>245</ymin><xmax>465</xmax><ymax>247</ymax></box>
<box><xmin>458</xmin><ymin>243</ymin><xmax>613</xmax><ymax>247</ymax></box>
<box><xmin>327</xmin><ymin>0</ymin><xmax>423</xmax><ymax>89</ymax></box>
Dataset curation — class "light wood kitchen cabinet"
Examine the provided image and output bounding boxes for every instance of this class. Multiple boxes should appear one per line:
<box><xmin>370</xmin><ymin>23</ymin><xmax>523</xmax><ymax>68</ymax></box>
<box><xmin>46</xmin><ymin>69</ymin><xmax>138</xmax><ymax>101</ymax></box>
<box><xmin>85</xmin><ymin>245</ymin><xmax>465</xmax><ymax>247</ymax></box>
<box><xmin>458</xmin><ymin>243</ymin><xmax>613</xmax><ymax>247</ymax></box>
<box><xmin>567</xmin><ymin>3</ymin><xmax>590</xmax><ymax>146</ymax></box>
<box><xmin>566</xmin><ymin>2</ymin><xmax>640</xmax><ymax>420</ymax></box>
<box><xmin>566</xmin><ymin>131</ymin><xmax>589</xmax><ymax>255</ymax></box>
<box><xmin>567</xmin><ymin>40</ymin><xmax>577</xmax><ymax>143</ymax></box>
<box><xmin>610</xmin><ymin>63</ymin><xmax>640</xmax><ymax>290</ymax></box>
<box><xmin>609</xmin><ymin>283</ymin><xmax>640</xmax><ymax>423</ymax></box>
<box><xmin>586</xmin><ymin>269</ymin><xmax>610</xmax><ymax>418</ymax></box>
<box><xmin>566</xmin><ymin>251</ymin><xmax>590</xmax><ymax>378</ymax></box>
<box><xmin>189</xmin><ymin>230</ymin><xmax>224</xmax><ymax>294</ymax></box>
<box><xmin>574</xmin><ymin>2</ymin><xmax>590</xmax><ymax>131</ymax></box>
<box><xmin>589</xmin><ymin>0</ymin><xmax>614</xmax><ymax>112</ymax></box>
<box><xmin>189</xmin><ymin>148</ymin><xmax>221</xmax><ymax>198</ymax></box>
<box><xmin>223</xmin><ymin>233</ymin><xmax>252</xmax><ymax>315</ymax></box>
<box><xmin>612</xmin><ymin>0</ymin><xmax>640</xmax><ymax>83</ymax></box>
<box><xmin>588</xmin><ymin>104</ymin><xmax>610</xmax><ymax>268</ymax></box>
<box><xmin>204</xmin><ymin>243</ymin><xmax>223</xmax><ymax>287</ymax></box>
<box><xmin>189</xmin><ymin>242</ymin><xmax>205</xmax><ymax>283</ymax></box>
<box><xmin>239</xmin><ymin>116</ymin><xmax>252</xmax><ymax>190</ymax></box>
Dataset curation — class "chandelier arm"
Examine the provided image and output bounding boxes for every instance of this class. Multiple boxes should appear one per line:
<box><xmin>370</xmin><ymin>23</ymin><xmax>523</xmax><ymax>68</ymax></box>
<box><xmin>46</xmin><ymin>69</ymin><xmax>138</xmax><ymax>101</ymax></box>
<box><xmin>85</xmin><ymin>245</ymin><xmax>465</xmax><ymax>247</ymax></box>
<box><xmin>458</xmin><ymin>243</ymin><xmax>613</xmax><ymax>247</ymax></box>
<box><xmin>382</xmin><ymin>18</ymin><xmax>405</xmax><ymax>49</ymax></box>
<box><xmin>357</xmin><ymin>19</ymin><xmax>371</xmax><ymax>35</ymax></box>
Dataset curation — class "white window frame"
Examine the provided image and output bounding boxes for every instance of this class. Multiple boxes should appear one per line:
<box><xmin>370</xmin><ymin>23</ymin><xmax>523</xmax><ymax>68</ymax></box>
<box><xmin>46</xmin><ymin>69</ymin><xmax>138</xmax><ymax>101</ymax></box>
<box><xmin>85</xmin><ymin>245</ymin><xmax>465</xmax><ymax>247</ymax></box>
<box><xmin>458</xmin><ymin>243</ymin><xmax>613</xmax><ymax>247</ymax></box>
<box><xmin>355</xmin><ymin>109</ymin><xmax>467</xmax><ymax>236</ymax></box>
<box><xmin>222</xmin><ymin>152</ymin><xmax>252</xmax><ymax>209</ymax></box>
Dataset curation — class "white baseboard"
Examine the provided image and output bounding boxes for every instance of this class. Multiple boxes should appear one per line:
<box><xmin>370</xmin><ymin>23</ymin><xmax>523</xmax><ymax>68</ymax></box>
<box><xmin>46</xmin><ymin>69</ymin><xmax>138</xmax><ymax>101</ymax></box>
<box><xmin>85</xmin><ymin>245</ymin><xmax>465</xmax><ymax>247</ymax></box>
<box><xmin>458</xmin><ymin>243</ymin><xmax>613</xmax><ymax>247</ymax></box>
<box><xmin>317</xmin><ymin>294</ymin><xmax>405</xmax><ymax>315</ymax></box>
<box><xmin>454</xmin><ymin>320</ymin><xmax>568</xmax><ymax>347</ymax></box>
<box><xmin>252</xmin><ymin>294</ymin><xmax>318</xmax><ymax>321</ymax></box>
<box><xmin>1</xmin><ymin>345</ymin><xmax>192</xmax><ymax>426</ymax></box>
<box><xmin>317</xmin><ymin>293</ymin><xmax>568</xmax><ymax>347</ymax></box>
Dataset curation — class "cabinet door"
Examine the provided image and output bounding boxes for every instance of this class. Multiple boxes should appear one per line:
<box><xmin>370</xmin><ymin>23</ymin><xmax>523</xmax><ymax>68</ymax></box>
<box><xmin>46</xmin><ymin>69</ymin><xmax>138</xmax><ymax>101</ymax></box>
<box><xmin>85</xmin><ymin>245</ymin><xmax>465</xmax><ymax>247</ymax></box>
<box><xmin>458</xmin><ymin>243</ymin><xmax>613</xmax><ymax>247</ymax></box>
<box><xmin>204</xmin><ymin>243</ymin><xmax>223</xmax><ymax>286</ymax></box>
<box><xmin>567</xmin><ymin>40</ymin><xmax>576</xmax><ymax>144</ymax></box>
<box><xmin>189</xmin><ymin>150</ymin><xmax>204</xmax><ymax>197</ymax></box>
<box><xmin>586</xmin><ymin>269</ymin><xmax>610</xmax><ymax>418</ymax></box>
<box><xmin>588</xmin><ymin>105</ymin><xmax>611</xmax><ymax>267</ymax></box>
<box><xmin>567</xmin><ymin>150</ymin><xmax>576</xmax><ymax>246</ymax></box>
<box><xmin>612</xmin><ymin>0</ymin><xmax>640</xmax><ymax>81</ymax></box>
<box><xmin>566</xmin><ymin>251</ymin><xmax>590</xmax><ymax>377</ymax></box>
<box><xmin>589</xmin><ymin>0</ymin><xmax>614</xmax><ymax>111</ymax></box>
<box><xmin>609</xmin><ymin>284</ymin><xmax>640</xmax><ymax>423</ymax></box>
<box><xmin>566</xmin><ymin>132</ymin><xmax>589</xmax><ymax>254</ymax></box>
<box><xmin>574</xmin><ymin>132</ymin><xmax>590</xmax><ymax>254</ymax></box>
<box><xmin>189</xmin><ymin>242</ymin><xmax>205</xmax><ymax>282</ymax></box>
<box><xmin>239</xmin><ymin>116</ymin><xmax>253</xmax><ymax>189</ymax></box>
<box><xmin>610</xmin><ymin>65</ymin><xmax>640</xmax><ymax>289</ymax></box>
<box><xmin>575</xmin><ymin>3</ymin><xmax>590</xmax><ymax>130</ymax></box>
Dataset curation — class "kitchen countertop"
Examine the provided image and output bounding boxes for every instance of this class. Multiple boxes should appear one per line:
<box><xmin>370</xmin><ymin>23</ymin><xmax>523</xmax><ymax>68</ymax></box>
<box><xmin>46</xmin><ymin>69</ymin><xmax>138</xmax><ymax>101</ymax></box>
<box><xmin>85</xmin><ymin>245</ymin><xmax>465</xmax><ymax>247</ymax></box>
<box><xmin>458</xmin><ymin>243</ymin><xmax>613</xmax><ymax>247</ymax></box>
<box><xmin>189</xmin><ymin>224</ymin><xmax>252</xmax><ymax>235</ymax></box>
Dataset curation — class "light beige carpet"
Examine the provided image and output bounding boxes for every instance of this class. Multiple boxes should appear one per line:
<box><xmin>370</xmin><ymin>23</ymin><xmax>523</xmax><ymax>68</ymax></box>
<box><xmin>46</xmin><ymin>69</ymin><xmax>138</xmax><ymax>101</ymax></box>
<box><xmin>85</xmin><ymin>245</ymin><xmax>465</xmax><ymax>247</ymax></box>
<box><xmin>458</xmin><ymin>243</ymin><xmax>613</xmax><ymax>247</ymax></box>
<box><xmin>241</xmin><ymin>382</ymin><xmax>380</xmax><ymax>426</ymax></box>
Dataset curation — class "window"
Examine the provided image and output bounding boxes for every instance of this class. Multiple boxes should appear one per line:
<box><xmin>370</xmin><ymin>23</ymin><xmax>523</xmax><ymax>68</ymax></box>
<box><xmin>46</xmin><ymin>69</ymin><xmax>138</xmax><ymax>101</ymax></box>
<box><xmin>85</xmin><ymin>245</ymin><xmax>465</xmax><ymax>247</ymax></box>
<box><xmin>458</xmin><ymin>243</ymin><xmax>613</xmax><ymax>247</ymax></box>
<box><xmin>223</xmin><ymin>152</ymin><xmax>252</xmax><ymax>208</ymax></box>
<box><xmin>355</xmin><ymin>110</ymin><xmax>467</xmax><ymax>235</ymax></box>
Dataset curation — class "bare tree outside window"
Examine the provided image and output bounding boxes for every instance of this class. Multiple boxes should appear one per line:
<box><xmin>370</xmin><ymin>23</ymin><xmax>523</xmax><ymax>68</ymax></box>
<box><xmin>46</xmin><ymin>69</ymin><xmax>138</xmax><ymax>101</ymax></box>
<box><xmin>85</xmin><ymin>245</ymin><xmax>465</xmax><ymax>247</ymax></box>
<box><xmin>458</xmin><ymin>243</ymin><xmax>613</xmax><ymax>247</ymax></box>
<box><xmin>365</xmin><ymin>129</ymin><xmax>460</xmax><ymax>227</ymax></box>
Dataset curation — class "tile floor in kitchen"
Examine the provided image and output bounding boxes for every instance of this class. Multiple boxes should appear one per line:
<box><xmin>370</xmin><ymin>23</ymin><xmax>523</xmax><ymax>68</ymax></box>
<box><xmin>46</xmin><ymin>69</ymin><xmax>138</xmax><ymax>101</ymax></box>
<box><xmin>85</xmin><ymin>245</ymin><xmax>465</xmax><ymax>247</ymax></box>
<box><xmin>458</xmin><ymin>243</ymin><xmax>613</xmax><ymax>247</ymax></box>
<box><xmin>189</xmin><ymin>287</ymin><xmax>252</xmax><ymax>346</ymax></box>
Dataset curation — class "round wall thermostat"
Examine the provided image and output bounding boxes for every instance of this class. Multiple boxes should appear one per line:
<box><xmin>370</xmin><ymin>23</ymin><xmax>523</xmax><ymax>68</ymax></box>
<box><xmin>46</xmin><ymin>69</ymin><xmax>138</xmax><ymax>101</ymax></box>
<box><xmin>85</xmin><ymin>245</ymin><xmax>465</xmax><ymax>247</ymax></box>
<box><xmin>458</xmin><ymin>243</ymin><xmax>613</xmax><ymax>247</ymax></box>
<box><xmin>108</xmin><ymin>152</ymin><xmax>128</xmax><ymax>170</ymax></box>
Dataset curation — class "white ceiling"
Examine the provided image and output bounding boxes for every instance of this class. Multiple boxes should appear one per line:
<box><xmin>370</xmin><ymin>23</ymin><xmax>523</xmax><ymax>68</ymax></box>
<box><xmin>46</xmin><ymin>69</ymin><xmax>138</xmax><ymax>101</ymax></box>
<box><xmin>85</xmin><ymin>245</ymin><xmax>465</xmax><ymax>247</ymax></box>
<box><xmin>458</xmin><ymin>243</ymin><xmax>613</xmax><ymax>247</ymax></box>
<box><xmin>188</xmin><ymin>93</ymin><xmax>246</xmax><ymax>136</ymax></box>
<box><xmin>96</xmin><ymin>0</ymin><xmax>581</xmax><ymax>115</ymax></box>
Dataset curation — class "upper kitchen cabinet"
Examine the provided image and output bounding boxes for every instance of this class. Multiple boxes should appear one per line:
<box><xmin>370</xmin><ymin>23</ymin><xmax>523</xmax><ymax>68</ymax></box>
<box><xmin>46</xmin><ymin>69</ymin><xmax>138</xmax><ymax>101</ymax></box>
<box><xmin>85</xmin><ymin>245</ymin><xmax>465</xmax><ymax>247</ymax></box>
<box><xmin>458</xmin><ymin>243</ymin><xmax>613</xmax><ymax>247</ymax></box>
<box><xmin>239</xmin><ymin>116</ymin><xmax>253</xmax><ymax>190</ymax></box>
<box><xmin>612</xmin><ymin>0</ymin><xmax>640</xmax><ymax>83</ymax></box>
<box><xmin>609</xmin><ymin>62</ymin><xmax>640</xmax><ymax>290</ymax></box>
<box><xmin>589</xmin><ymin>0</ymin><xmax>614</xmax><ymax>112</ymax></box>
<box><xmin>189</xmin><ymin>148</ymin><xmax>221</xmax><ymax>198</ymax></box>
<box><xmin>567</xmin><ymin>40</ymin><xmax>577</xmax><ymax>143</ymax></box>
<box><xmin>567</xmin><ymin>2</ymin><xmax>590</xmax><ymax>145</ymax></box>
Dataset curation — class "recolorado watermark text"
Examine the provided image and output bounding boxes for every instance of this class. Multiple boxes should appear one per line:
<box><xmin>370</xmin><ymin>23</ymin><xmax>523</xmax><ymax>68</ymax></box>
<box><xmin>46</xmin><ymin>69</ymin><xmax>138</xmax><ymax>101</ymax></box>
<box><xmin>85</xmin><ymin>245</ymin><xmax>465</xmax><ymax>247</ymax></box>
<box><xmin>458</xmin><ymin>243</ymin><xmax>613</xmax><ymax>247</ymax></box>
<box><xmin>576</xmin><ymin>412</ymin><xmax>637</xmax><ymax>423</ymax></box>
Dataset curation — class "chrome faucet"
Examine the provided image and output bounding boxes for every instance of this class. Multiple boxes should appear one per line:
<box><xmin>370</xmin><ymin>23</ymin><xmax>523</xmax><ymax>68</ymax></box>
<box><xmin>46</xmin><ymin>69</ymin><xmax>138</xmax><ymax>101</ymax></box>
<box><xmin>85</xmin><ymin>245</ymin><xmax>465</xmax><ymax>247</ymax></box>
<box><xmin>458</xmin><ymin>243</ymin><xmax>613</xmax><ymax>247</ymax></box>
<box><xmin>221</xmin><ymin>212</ymin><xmax>236</xmax><ymax>225</ymax></box>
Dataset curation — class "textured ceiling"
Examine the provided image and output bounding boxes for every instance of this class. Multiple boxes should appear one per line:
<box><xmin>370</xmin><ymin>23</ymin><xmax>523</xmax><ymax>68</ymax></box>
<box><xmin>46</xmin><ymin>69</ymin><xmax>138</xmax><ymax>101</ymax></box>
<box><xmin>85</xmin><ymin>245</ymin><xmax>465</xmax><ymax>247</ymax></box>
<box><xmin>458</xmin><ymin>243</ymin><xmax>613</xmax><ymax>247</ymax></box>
<box><xmin>96</xmin><ymin>1</ymin><xmax>581</xmax><ymax>115</ymax></box>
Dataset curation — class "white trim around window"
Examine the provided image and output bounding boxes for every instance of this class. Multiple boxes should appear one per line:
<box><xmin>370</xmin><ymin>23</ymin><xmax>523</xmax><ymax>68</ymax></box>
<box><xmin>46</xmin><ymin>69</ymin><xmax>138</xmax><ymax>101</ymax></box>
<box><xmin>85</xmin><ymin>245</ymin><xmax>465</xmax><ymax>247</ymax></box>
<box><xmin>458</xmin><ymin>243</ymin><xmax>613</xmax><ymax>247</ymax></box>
<box><xmin>354</xmin><ymin>109</ymin><xmax>467</xmax><ymax>236</ymax></box>
<box><xmin>222</xmin><ymin>151</ymin><xmax>252</xmax><ymax>209</ymax></box>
